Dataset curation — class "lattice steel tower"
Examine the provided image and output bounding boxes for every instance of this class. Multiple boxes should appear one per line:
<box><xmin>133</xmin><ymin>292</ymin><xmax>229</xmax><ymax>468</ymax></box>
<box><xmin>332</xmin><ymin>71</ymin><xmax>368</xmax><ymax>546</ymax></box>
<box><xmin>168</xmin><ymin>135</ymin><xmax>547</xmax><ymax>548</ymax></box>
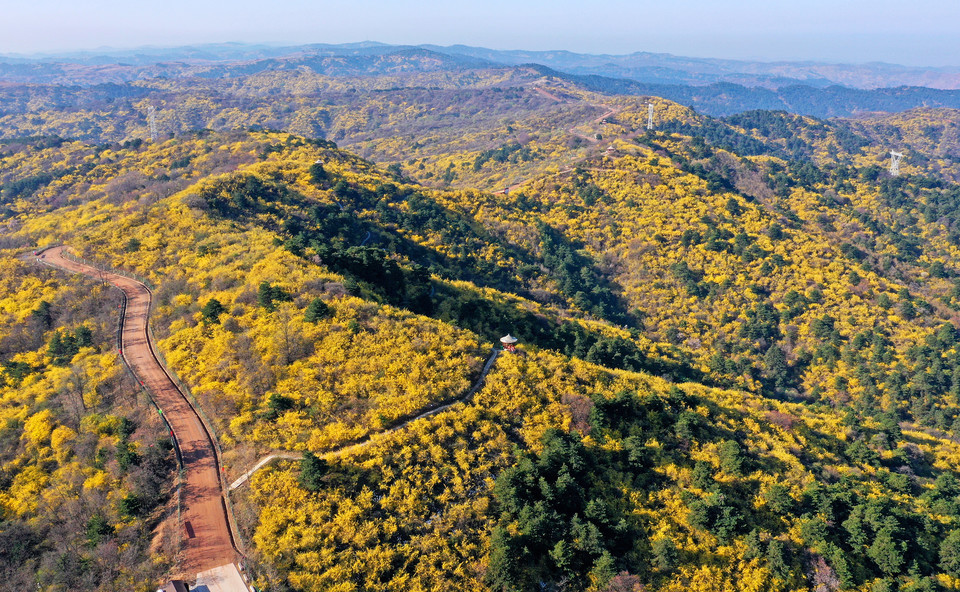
<box><xmin>148</xmin><ymin>106</ymin><xmax>158</xmax><ymax>142</ymax></box>
<box><xmin>647</xmin><ymin>103</ymin><xmax>654</xmax><ymax>130</ymax></box>
<box><xmin>889</xmin><ymin>151</ymin><xmax>904</xmax><ymax>177</ymax></box>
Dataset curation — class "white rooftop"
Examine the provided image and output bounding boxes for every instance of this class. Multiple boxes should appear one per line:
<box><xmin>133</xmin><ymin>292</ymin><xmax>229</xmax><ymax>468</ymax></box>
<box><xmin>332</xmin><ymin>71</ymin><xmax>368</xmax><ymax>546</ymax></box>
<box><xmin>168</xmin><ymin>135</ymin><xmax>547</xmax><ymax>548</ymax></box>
<box><xmin>192</xmin><ymin>563</ymin><xmax>250</xmax><ymax>592</ymax></box>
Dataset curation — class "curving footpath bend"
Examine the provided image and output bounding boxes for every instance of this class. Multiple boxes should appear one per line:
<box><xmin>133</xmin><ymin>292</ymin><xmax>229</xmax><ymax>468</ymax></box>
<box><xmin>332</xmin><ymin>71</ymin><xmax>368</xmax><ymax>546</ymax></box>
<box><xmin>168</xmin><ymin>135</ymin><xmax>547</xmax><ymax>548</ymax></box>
<box><xmin>37</xmin><ymin>246</ymin><xmax>236</xmax><ymax>576</ymax></box>
<box><xmin>230</xmin><ymin>347</ymin><xmax>501</xmax><ymax>491</ymax></box>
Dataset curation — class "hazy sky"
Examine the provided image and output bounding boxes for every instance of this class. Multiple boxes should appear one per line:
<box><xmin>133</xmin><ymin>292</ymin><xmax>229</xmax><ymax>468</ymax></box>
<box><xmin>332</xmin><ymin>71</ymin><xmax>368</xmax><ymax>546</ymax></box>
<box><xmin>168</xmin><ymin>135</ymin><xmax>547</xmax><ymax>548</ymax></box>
<box><xmin>3</xmin><ymin>0</ymin><xmax>960</xmax><ymax>66</ymax></box>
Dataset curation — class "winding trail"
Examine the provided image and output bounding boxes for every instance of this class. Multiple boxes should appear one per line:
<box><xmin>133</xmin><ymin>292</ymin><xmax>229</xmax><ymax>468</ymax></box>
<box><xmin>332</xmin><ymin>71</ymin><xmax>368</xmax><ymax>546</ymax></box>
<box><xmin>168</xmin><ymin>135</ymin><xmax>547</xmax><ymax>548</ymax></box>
<box><xmin>531</xmin><ymin>85</ymin><xmax>623</xmax><ymax>143</ymax></box>
<box><xmin>493</xmin><ymin>165</ymin><xmax>615</xmax><ymax>196</ymax></box>
<box><xmin>230</xmin><ymin>348</ymin><xmax>501</xmax><ymax>490</ymax></box>
<box><xmin>36</xmin><ymin>246</ymin><xmax>236</xmax><ymax>576</ymax></box>
<box><xmin>34</xmin><ymin>244</ymin><xmax>502</xmax><ymax>578</ymax></box>
<box><xmin>492</xmin><ymin>86</ymin><xmax>625</xmax><ymax>195</ymax></box>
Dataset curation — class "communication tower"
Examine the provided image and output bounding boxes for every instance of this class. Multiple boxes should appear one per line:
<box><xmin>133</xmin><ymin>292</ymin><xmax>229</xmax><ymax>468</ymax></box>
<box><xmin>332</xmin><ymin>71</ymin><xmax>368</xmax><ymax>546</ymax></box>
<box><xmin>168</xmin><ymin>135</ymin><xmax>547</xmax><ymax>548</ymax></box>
<box><xmin>889</xmin><ymin>151</ymin><xmax>903</xmax><ymax>177</ymax></box>
<box><xmin>148</xmin><ymin>106</ymin><xmax>158</xmax><ymax>142</ymax></box>
<box><xmin>647</xmin><ymin>103</ymin><xmax>654</xmax><ymax>130</ymax></box>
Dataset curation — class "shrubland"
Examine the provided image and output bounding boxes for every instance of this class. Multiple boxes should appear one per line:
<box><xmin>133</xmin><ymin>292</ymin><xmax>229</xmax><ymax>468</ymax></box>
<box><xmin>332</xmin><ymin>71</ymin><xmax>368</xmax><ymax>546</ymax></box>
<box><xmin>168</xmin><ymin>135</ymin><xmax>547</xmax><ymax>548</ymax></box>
<box><xmin>5</xmin><ymin>86</ymin><xmax>960</xmax><ymax>591</ymax></box>
<box><xmin>0</xmin><ymin>255</ymin><xmax>175</xmax><ymax>590</ymax></box>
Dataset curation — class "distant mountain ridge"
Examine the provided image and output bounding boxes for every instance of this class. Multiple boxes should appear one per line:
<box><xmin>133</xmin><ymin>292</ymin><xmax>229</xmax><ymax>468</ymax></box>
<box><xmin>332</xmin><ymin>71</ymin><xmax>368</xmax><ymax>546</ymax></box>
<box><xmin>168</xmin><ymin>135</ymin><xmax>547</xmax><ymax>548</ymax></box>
<box><xmin>430</xmin><ymin>44</ymin><xmax>960</xmax><ymax>90</ymax></box>
<box><xmin>5</xmin><ymin>41</ymin><xmax>960</xmax><ymax>90</ymax></box>
<box><xmin>0</xmin><ymin>44</ymin><xmax>495</xmax><ymax>86</ymax></box>
<box><xmin>528</xmin><ymin>64</ymin><xmax>960</xmax><ymax>117</ymax></box>
<box><xmin>5</xmin><ymin>42</ymin><xmax>960</xmax><ymax>118</ymax></box>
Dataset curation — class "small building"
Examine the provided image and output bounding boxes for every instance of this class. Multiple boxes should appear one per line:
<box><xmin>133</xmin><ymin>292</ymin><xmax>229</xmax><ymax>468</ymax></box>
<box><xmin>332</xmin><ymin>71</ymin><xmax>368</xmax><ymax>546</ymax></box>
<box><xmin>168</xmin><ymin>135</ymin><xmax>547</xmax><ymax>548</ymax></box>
<box><xmin>193</xmin><ymin>562</ymin><xmax>253</xmax><ymax>592</ymax></box>
<box><xmin>500</xmin><ymin>334</ymin><xmax>518</xmax><ymax>352</ymax></box>
<box><xmin>160</xmin><ymin>581</ymin><xmax>189</xmax><ymax>592</ymax></box>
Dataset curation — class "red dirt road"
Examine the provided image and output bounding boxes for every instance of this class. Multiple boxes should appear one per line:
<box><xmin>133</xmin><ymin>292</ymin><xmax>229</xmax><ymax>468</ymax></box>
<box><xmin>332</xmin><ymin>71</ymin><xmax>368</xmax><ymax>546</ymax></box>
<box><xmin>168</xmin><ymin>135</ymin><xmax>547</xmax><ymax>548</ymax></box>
<box><xmin>38</xmin><ymin>246</ymin><xmax>236</xmax><ymax>575</ymax></box>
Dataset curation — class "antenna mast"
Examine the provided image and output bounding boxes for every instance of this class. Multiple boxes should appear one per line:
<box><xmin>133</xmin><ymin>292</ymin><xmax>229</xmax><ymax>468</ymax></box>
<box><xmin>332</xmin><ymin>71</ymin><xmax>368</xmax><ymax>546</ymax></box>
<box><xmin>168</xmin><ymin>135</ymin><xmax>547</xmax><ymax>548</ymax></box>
<box><xmin>889</xmin><ymin>151</ymin><xmax>903</xmax><ymax>177</ymax></box>
<box><xmin>148</xmin><ymin>106</ymin><xmax>158</xmax><ymax>142</ymax></box>
<box><xmin>647</xmin><ymin>103</ymin><xmax>654</xmax><ymax>130</ymax></box>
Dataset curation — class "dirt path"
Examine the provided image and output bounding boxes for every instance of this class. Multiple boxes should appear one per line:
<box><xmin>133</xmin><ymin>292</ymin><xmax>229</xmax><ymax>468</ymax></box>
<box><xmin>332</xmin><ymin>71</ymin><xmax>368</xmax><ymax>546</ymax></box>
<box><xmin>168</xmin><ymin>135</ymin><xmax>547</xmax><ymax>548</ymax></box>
<box><xmin>531</xmin><ymin>85</ymin><xmax>622</xmax><ymax>141</ymax></box>
<box><xmin>230</xmin><ymin>348</ymin><xmax>501</xmax><ymax>490</ymax></box>
<box><xmin>37</xmin><ymin>246</ymin><xmax>236</xmax><ymax>576</ymax></box>
<box><xmin>490</xmin><ymin>87</ymin><xmax>625</xmax><ymax>196</ymax></box>
<box><xmin>593</xmin><ymin>105</ymin><xmax>622</xmax><ymax>124</ymax></box>
<box><xmin>229</xmin><ymin>453</ymin><xmax>303</xmax><ymax>490</ymax></box>
<box><xmin>494</xmin><ymin>164</ymin><xmax>618</xmax><ymax>196</ymax></box>
<box><xmin>532</xmin><ymin>86</ymin><xmax>565</xmax><ymax>103</ymax></box>
<box><xmin>568</xmin><ymin>103</ymin><xmax>622</xmax><ymax>144</ymax></box>
<box><xmin>493</xmin><ymin>166</ymin><xmax>578</xmax><ymax>196</ymax></box>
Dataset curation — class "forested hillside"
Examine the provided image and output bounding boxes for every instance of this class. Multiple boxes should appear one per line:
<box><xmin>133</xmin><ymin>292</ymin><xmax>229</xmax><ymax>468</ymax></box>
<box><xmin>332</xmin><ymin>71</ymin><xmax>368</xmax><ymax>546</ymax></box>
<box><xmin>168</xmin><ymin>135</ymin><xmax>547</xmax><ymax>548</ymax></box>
<box><xmin>7</xmin><ymin>59</ymin><xmax>960</xmax><ymax>162</ymax></box>
<box><xmin>7</xmin><ymin>41</ymin><xmax>960</xmax><ymax>112</ymax></box>
<box><xmin>6</xmin><ymin>87</ymin><xmax>960</xmax><ymax>592</ymax></box>
<box><xmin>0</xmin><ymin>253</ymin><xmax>176</xmax><ymax>589</ymax></box>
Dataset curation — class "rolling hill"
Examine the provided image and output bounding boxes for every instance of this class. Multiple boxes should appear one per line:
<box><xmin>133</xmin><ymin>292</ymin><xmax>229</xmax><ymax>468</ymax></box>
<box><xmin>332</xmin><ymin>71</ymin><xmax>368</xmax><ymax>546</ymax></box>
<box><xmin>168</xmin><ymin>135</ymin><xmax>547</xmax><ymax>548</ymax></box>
<box><xmin>5</xmin><ymin>76</ymin><xmax>960</xmax><ymax>591</ymax></box>
<box><xmin>7</xmin><ymin>41</ymin><xmax>960</xmax><ymax>89</ymax></box>
<box><xmin>7</xmin><ymin>42</ymin><xmax>960</xmax><ymax>121</ymax></box>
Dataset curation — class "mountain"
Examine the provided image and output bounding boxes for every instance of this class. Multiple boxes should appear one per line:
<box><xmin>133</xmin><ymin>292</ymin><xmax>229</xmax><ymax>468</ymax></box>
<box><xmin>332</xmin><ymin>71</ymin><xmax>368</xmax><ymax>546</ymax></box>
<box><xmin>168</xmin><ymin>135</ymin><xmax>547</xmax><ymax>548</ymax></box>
<box><xmin>7</xmin><ymin>41</ymin><xmax>960</xmax><ymax>90</ymax></box>
<box><xmin>506</xmin><ymin>65</ymin><xmax>960</xmax><ymax>117</ymax></box>
<box><xmin>0</xmin><ymin>41</ymin><xmax>413</xmax><ymax>66</ymax></box>
<box><xmin>5</xmin><ymin>46</ymin><xmax>960</xmax><ymax>124</ymax></box>
<box><xmin>0</xmin><ymin>45</ymin><xmax>493</xmax><ymax>86</ymax></box>
<box><xmin>6</xmin><ymin>78</ymin><xmax>960</xmax><ymax>589</ymax></box>
<box><xmin>433</xmin><ymin>44</ymin><xmax>960</xmax><ymax>90</ymax></box>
